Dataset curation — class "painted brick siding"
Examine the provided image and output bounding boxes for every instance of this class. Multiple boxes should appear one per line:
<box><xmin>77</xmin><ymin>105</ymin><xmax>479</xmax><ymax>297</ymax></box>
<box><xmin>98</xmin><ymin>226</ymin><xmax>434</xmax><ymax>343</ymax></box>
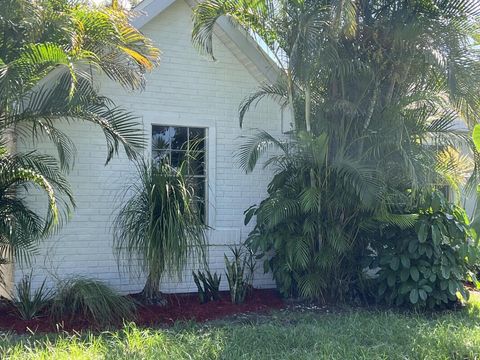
<box><xmin>15</xmin><ymin>0</ymin><xmax>282</xmax><ymax>294</ymax></box>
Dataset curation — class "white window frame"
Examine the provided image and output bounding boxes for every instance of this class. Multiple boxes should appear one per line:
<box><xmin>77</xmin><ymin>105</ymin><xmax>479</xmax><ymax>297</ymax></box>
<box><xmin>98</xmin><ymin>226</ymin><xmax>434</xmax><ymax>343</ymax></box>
<box><xmin>144</xmin><ymin>114</ymin><xmax>216</xmax><ymax>227</ymax></box>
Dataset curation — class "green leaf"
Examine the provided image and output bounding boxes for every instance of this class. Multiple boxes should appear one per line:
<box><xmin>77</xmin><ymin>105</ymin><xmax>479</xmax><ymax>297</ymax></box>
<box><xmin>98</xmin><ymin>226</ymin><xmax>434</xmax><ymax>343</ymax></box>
<box><xmin>399</xmin><ymin>282</ymin><xmax>411</xmax><ymax>295</ymax></box>
<box><xmin>431</xmin><ymin>193</ymin><xmax>442</xmax><ymax>212</ymax></box>
<box><xmin>263</xmin><ymin>260</ymin><xmax>270</xmax><ymax>273</ymax></box>
<box><xmin>408</xmin><ymin>240</ymin><xmax>418</xmax><ymax>254</ymax></box>
<box><xmin>410</xmin><ymin>289</ymin><xmax>419</xmax><ymax>304</ymax></box>
<box><xmin>441</xmin><ymin>266</ymin><xmax>450</xmax><ymax>280</ymax></box>
<box><xmin>244</xmin><ymin>205</ymin><xmax>257</xmax><ymax>225</ymax></box>
<box><xmin>390</xmin><ymin>257</ymin><xmax>400</xmax><ymax>271</ymax></box>
<box><xmin>400</xmin><ymin>255</ymin><xmax>410</xmax><ymax>268</ymax></box>
<box><xmin>410</xmin><ymin>267</ymin><xmax>420</xmax><ymax>282</ymax></box>
<box><xmin>448</xmin><ymin>280</ymin><xmax>458</xmax><ymax>296</ymax></box>
<box><xmin>419</xmin><ymin>289</ymin><xmax>427</xmax><ymax>301</ymax></box>
<box><xmin>417</xmin><ymin>223</ymin><xmax>428</xmax><ymax>243</ymax></box>
<box><xmin>431</xmin><ymin>225</ymin><xmax>441</xmax><ymax>245</ymax></box>
<box><xmin>423</xmin><ymin>285</ymin><xmax>433</xmax><ymax>293</ymax></box>
<box><xmin>425</xmin><ymin>246</ymin><xmax>433</xmax><ymax>258</ymax></box>
<box><xmin>400</xmin><ymin>268</ymin><xmax>410</xmax><ymax>282</ymax></box>
<box><xmin>473</xmin><ymin>124</ymin><xmax>480</xmax><ymax>152</ymax></box>
<box><xmin>387</xmin><ymin>273</ymin><xmax>396</xmax><ymax>287</ymax></box>
<box><xmin>378</xmin><ymin>282</ymin><xmax>387</xmax><ymax>296</ymax></box>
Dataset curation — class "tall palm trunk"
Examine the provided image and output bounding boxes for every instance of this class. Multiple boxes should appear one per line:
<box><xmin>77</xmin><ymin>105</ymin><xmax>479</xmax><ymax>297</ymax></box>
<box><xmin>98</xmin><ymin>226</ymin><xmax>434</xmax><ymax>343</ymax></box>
<box><xmin>0</xmin><ymin>124</ymin><xmax>16</xmax><ymax>298</ymax></box>
<box><xmin>305</xmin><ymin>83</ymin><xmax>312</xmax><ymax>133</ymax></box>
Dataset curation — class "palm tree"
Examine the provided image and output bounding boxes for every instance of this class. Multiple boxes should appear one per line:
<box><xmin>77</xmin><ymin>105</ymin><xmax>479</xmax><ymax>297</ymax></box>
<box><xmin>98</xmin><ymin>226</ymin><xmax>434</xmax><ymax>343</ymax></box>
<box><xmin>0</xmin><ymin>0</ymin><xmax>160</xmax><ymax>167</ymax></box>
<box><xmin>241</xmin><ymin>131</ymin><xmax>385</xmax><ymax>300</ymax></box>
<box><xmin>0</xmin><ymin>141</ymin><xmax>74</xmax><ymax>275</ymax></box>
<box><xmin>113</xmin><ymin>159</ymin><xmax>206</xmax><ymax>303</ymax></box>
<box><xmin>0</xmin><ymin>0</ymin><xmax>160</xmax><ymax>283</ymax></box>
<box><xmin>192</xmin><ymin>0</ymin><xmax>480</xmax><ymax>300</ymax></box>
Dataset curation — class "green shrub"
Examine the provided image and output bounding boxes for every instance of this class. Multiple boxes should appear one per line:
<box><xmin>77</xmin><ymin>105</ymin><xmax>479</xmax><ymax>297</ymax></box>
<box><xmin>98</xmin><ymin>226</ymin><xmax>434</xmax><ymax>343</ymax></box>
<box><xmin>225</xmin><ymin>246</ymin><xmax>255</xmax><ymax>304</ymax></box>
<box><xmin>192</xmin><ymin>270</ymin><xmax>221</xmax><ymax>304</ymax></box>
<box><xmin>13</xmin><ymin>274</ymin><xmax>52</xmax><ymax>320</ymax></box>
<box><xmin>369</xmin><ymin>191</ymin><xmax>479</xmax><ymax>309</ymax></box>
<box><xmin>51</xmin><ymin>278</ymin><xmax>136</xmax><ymax>325</ymax></box>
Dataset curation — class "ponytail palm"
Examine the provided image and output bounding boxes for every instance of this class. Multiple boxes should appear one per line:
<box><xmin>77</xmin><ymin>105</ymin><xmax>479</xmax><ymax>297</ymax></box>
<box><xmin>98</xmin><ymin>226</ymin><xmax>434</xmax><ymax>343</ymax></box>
<box><xmin>113</xmin><ymin>159</ymin><xmax>206</xmax><ymax>303</ymax></box>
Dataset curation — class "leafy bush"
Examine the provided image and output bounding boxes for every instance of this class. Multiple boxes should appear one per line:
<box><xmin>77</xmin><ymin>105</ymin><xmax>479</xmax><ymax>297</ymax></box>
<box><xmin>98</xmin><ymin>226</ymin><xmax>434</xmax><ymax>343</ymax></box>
<box><xmin>369</xmin><ymin>191</ymin><xmax>479</xmax><ymax>309</ymax></box>
<box><xmin>192</xmin><ymin>270</ymin><xmax>221</xmax><ymax>304</ymax></box>
<box><xmin>225</xmin><ymin>246</ymin><xmax>255</xmax><ymax>304</ymax></box>
<box><xmin>13</xmin><ymin>274</ymin><xmax>52</xmax><ymax>320</ymax></box>
<box><xmin>51</xmin><ymin>278</ymin><xmax>136</xmax><ymax>325</ymax></box>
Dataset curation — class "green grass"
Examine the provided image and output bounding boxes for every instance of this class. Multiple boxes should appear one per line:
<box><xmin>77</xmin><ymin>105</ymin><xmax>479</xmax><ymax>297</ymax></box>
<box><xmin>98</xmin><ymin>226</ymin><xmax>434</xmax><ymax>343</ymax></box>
<box><xmin>2</xmin><ymin>294</ymin><xmax>480</xmax><ymax>359</ymax></box>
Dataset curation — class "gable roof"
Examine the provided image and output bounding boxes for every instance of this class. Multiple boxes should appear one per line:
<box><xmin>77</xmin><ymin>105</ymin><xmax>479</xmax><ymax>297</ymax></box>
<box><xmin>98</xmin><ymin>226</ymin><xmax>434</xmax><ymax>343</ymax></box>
<box><xmin>132</xmin><ymin>0</ymin><xmax>280</xmax><ymax>83</ymax></box>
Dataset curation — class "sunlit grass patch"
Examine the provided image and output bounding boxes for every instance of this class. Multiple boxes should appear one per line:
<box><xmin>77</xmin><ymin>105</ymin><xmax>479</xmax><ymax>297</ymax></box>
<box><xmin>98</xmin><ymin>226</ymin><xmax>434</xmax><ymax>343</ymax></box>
<box><xmin>1</xmin><ymin>295</ymin><xmax>480</xmax><ymax>359</ymax></box>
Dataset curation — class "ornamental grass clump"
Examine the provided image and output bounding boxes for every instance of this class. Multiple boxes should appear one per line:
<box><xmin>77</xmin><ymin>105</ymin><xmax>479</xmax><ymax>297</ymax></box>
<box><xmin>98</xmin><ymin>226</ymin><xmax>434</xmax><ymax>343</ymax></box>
<box><xmin>51</xmin><ymin>278</ymin><xmax>136</xmax><ymax>326</ymax></box>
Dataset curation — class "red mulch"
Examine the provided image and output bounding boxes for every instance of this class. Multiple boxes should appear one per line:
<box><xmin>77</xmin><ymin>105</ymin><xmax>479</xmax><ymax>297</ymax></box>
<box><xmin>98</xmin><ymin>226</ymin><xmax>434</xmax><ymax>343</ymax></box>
<box><xmin>0</xmin><ymin>289</ymin><xmax>284</xmax><ymax>334</ymax></box>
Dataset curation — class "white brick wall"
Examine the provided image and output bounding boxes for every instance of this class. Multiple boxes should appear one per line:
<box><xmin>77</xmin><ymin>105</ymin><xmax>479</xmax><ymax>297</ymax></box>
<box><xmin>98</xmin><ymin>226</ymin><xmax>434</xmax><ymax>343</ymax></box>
<box><xmin>15</xmin><ymin>0</ymin><xmax>282</xmax><ymax>294</ymax></box>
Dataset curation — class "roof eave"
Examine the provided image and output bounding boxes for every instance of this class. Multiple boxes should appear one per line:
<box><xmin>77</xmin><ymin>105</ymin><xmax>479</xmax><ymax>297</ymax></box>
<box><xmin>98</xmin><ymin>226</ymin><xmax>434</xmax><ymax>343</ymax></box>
<box><xmin>132</xmin><ymin>0</ymin><xmax>281</xmax><ymax>83</ymax></box>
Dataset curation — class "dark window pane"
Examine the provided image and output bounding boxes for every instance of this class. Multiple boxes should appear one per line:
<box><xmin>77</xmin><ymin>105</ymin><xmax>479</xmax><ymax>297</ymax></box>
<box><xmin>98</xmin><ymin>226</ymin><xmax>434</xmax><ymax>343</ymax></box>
<box><xmin>153</xmin><ymin>149</ymin><xmax>170</xmax><ymax>164</ymax></box>
<box><xmin>190</xmin><ymin>178</ymin><xmax>206</xmax><ymax>222</ymax></box>
<box><xmin>171</xmin><ymin>127</ymin><xmax>188</xmax><ymax>150</ymax></box>
<box><xmin>189</xmin><ymin>128</ymin><xmax>206</xmax><ymax>150</ymax></box>
<box><xmin>152</xmin><ymin>126</ymin><xmax>173</xmax><ymax>150</ymax></box>
<box><xmin>190</xmin><ymin>177</ymin><xmax>205</xmax><ymax>200</ymax></box>
<box><xmin>188</xmin><ymin>151</ymin><xmax>205</xmax><ymax>176</ymax></box>
<box><xmin>171</xmin><ymin>150</ymin><xmax>186</xmax><ymax>168</ymax></box>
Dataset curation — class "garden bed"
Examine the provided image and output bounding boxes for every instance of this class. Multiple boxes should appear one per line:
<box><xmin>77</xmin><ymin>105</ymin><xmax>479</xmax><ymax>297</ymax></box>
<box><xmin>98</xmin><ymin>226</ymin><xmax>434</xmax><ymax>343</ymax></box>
<box><xmin>0</xmin><ymin>289</ymin><xmax>284</xmax><ymax>334</ymax></box>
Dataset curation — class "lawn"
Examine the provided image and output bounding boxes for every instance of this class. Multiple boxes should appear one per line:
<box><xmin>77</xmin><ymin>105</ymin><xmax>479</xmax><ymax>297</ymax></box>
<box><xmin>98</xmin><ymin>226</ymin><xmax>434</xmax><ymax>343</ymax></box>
<box><xmin>1</xmin><ymin>294</ymin><xmax>480</xmax><ymax>360</ymax></box>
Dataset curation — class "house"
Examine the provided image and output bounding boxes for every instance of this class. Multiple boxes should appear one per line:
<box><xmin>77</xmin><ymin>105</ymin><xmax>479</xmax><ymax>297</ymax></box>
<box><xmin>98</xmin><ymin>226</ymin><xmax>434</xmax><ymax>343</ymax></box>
<box><xmin>12</xmin><ymin>0</ymin><xmax>288</xmax><ymax>294</ymax></box>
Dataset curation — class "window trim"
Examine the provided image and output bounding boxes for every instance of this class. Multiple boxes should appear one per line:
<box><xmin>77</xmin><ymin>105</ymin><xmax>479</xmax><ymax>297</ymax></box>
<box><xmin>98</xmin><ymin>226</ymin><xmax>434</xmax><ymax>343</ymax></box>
<box><xmin>148</xmin><ymin>119</ymin><xmax>216</xmax><ymax>227</ymax></box>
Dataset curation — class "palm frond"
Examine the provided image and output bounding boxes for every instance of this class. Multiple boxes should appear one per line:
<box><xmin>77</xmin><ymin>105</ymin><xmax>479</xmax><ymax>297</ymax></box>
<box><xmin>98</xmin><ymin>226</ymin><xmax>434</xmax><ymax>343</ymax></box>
<box><xmin>236</xmin><ymin>130</ymin><xmax>289</xmax><ymax>173</ymax></box>
<box><xmin>239</xmin><ymin>81</ymin><xmax>288</xmax><ymax>127</ymax></box>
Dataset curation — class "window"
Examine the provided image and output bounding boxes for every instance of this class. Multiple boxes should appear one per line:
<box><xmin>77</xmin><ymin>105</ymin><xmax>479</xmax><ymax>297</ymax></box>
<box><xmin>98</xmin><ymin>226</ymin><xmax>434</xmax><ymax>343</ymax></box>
<box><xmin>152</xmin><ymin>125</ymin><xmax>207</xmax><ymax>222</ymax></box>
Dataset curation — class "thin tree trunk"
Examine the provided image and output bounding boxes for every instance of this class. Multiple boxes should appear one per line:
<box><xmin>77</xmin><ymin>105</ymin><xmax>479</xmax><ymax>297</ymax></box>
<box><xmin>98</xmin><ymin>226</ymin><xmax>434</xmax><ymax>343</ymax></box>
<box><xmin>0</xmin><ymin>124</ymin><xmax>16</xmax><ymax>299</ymax></box>
<box><xmin>305</xmin><ymin>83</ymin><xmax>312</xmax><ymax>133</ymax></box>
<box><xmin>385</xmin><ymin>77</ymin><xmax>396</xmax><ymax>107</ymax></box>
<box><xmin>363</xmin><ymin>79</ymin><xmax>380</xmax><ymax>131</ymax></box>
<box><xmin>287</xmin><ymin>70</ymin><xmax>297</xmax><ymax>129</ymax></box>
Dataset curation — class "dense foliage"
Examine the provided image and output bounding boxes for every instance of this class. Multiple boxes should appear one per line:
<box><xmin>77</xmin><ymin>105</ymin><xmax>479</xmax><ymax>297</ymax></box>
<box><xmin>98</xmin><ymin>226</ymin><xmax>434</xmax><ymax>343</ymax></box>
<box><xmin>369</xmin><ymin>191</ymin><xmax>478</xmax><ymax>308</ymax></box>
<box><xmin>113</xmin><ymin>159</ymin><xmax>207</xmax><ymax>303</ymax></box>
<box><xmin>193</xmin><ymin>0</ymin><xmax>480</xmax><ymax>303</ymax></box>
